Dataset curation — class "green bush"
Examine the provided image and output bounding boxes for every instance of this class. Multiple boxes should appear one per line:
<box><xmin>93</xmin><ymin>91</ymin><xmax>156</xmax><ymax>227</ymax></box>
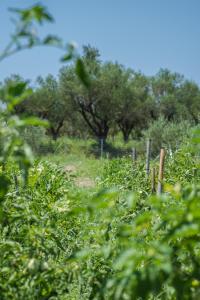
<box><xmin>142</xmin><ymin>117</ymin><xmax>192</xmax><ymax>156</ymax></box>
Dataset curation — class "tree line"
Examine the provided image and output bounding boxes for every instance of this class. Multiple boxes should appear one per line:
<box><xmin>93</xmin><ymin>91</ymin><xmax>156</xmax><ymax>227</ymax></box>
<box><xmin>1</xmin><ymin>45</ymin><xmax>199</xmax><ymax>142</ymax></box>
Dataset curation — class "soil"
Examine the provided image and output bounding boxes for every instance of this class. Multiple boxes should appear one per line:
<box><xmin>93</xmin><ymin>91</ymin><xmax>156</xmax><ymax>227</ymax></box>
<box><xmin>64</xmin><ymin>164</ymin><xmax>95</xmax><ymax>188</ymax></box>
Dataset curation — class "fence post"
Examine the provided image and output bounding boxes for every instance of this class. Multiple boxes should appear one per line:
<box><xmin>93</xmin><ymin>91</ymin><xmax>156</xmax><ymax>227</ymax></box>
<box><xmin>100</xmin><ymin>138</ymin><xmax>104</xmax><ymax>159</ymax></box>
<box><xmin>151</xmin><ymin>167</ymin><xmax>156</xmax><ymax>193</ymax></box>
<box><xmin>146</xmin><ymin>139</ymin><xmax>151</xmax><ymax>177</ymax></box>
<box><xmin>132</xmin><ymin>147</ymin><xmax>137</xmax><ymax>162</ymax></box>
<box><xmin>157</xmin><ymin>148</ymin><xmax>165</xmax><ymax>195</ymax></box>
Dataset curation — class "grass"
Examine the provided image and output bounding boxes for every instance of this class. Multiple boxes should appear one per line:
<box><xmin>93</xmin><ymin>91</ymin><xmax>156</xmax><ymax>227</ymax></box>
<box><xmin>38</xmin><ymin>136</ymin><xmax>128</xmax><ymax>184</ymax></box>
<box><xmin>42</xmin><ymin>153</ymin><xmax>104</xmax><ymax>180</ymax></box>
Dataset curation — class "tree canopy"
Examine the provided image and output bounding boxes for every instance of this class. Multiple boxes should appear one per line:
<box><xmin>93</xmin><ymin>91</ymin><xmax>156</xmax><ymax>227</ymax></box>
<box><xmin>1</xmin><ymin>46</ymin><xmax>199</xmax><ymax>142</ymax></box>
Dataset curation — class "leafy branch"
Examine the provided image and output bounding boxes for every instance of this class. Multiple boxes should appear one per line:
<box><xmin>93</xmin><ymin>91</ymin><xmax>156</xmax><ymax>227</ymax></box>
<box><xmin>0</xmin><ymin>3</ymin><xmax>76</xmax><ymax>63</ymax></box>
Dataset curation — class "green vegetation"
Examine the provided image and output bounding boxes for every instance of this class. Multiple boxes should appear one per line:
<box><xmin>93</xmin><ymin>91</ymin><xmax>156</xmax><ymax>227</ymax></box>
<box><xmin>0</xmin><ymin>2</ymin><xmax>200</xmax><ymax>299</ymax></box>
<box><xmin>0</xmin><ymin>125</ymin><xmax>200</xmax><ymax>299</ymax></box>
<box><xmin>1</xmin><ymin>47</ymin><xmax>200</xmax><ymax>144</ymax></box>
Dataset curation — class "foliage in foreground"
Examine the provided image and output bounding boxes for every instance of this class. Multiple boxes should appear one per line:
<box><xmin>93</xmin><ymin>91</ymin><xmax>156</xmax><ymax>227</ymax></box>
<box><xmin>0</xmin><ymin>141</ymin><xmax>200</xmax><ymax>299</ymax></box>
<box><xmin>0</xmin><ymin>65</ymin><xmax>200</xmax><ymax>299</ymax></box>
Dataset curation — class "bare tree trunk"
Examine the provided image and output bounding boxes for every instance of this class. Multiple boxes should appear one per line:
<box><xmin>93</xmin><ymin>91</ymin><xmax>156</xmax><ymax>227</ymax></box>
<box><xmin>49</xmin><ymin>119</ymin><xmax>64</xmax><ymax>140</ymax></box>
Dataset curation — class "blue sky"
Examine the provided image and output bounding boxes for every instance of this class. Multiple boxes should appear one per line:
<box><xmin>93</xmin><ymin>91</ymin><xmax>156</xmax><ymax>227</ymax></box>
<box><xmin>0</xmin><ymin>0</ymin><xmax>200</xmax><ymax>84</ymax></box>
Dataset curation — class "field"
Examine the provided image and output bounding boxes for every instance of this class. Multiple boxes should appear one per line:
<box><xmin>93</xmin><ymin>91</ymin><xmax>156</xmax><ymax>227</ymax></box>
<box><xmin>0</xmin><ymin>134</ymin><xmax>200</xmax><ymax>300</ymax></box>
<box><xmin>1</xmin><ymin>3</ymin><xmax>200</xmax><ymax>299</ymax></box>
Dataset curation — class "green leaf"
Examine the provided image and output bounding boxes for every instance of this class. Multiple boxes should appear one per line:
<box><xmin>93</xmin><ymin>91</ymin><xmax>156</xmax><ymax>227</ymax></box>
<box><xmin>8</xmin><ymin>116</ymin><xmax>49</xmax><ymax>128</ymax></box>
<box><xmin>75</xmin><ymin>58</ymin><xmax>91</xmax><ymax>88</ymax></box>
<box><xmin>7</xmin><ymin>88</ymin><xmax>33</xmax><ymax>111</ymax></box>
<box><xmin>60</xmin><ymin>53</ymin><xmax>74</xmax><ymax>62</ymax></box>
<box><xmin>94</xmin><ymin>187</ymin><xmax>118</xmax><ymax>201</ymax></box>
<box><xmin>43</xmin><ymin>35</ymin><xmax>63</xmax><ymax>47</ymax></box>
<box><xmin>22</xmin><ymin>117</ymin><xmax>49</xmax><ymax>127</ymax></box>
<box><xmin>10</xmin><ymin>5</ymin><xmax>54</xmax><ymax>24</ymax></box>
<box><xmin>0</xmin><ymin>175</ymin><xmax>10</xmax><ymax>202</ymax></box>
<box><xmin>8</xmin><ymin>81</ymin><xmax>27</xmax><ymax>97</ymax></box>
<box><xmin>60</xmin><ymin>43</ymin><xmax>77</xmax><ymax>62</ymax></box>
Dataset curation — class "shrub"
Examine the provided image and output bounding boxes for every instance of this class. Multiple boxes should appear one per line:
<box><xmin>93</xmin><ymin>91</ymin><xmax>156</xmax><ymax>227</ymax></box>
<box><xmin>142</xmin><ymin>117</ymin><xmax>192</xmax><ymax>156</ymax></box>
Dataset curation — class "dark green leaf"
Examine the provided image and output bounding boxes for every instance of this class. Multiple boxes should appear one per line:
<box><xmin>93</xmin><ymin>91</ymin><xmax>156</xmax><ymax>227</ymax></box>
<box><xmin>8</xmin><ymin>81</ymin><xmax>27</xmax><ymax>97</ymax></box>
<box><xmin>0</xmin><ymin>175</ymin><xmax>10</xmax><ymax>201</ymax></box>
<box><xmin>75</xmin><ymin>58</ymin><xmax>91</xmax><ymax>88</ymax></box>
<box><xmin>9</xmin><ymin>5</ymin><xmax>54</xmax><ymax>24</ymax></box>
<box><xmin>43</xmin><ymin>35</ymin><xmax>62</xmax><ymax>47</ymax></box>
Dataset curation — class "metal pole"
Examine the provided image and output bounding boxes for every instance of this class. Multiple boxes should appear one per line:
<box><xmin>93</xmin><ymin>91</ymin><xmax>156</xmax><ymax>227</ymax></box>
<box><xmin>151</xmin><ymin>167</ymin><xmax>156</xmax><ymax>194</ymax></box>
<box><xmin>132</xmin><ymin>147</ymin><xmax>137</xmax><ymax>162</ymax></box>
<box><xmin>100</xmin><ymin>138</ymin><xmax>104</xmax><ymax>159</ymax></box>
<box><xmin>146</xmin><ymin>139</ymin><xmax>151</xmax><ymax>177</ymax></box>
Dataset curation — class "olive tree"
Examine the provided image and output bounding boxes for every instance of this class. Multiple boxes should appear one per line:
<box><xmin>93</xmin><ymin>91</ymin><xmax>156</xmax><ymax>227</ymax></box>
<box><xmin>115</xmin><ymin>72</ymin><xmax>154</xmax><ymax>142</ymax></box>
<box><xmin>59</xmin><ymin>46</ymin><xmax>125</xmax><ymax>142</ymax></box>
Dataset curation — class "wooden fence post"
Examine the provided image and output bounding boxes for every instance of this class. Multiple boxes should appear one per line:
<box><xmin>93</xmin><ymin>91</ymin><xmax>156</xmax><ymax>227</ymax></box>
<box><xmin>146</xmin><ymin>139</ymin><xmax>151</xmax><ymax>177</ymax></box>
<box><xmin>157</xmin><ymin>148</ymin><xmax>165</xmax><ymax>195</ymax></box>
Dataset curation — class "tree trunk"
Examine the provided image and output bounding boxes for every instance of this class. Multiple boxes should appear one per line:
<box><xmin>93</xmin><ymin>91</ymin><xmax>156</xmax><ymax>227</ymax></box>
<box><xmin>79</xmin><ymin>107</ymin><xmax>110</xmax><ymax>141</ymax></box>
<box><xmin>118</xmin><ymin>119</ymin><xmax>133</xmax><ymax>143</ymax></box>
<box><xmin>52</xmin><ymin>130</ymin><xmax>59</xmax><ymax>141</ymax></box>
<box><xmin>122</xmin><ymin>130</ymin><xmax>130</xmax><ymax>143</ymax></box>
<box><xmin>49</xmin><ymin>119</ymin><xmax>64</xmax><ymax>141</ymax></box>
<box><xmin>98</xmin><ymin>122</ymin><xmax>109</xmax><ymax>142</ymax></box>
<box><xmin>121</xmin><ymin>126</ymin><xmax>133</xmax><ymax>143</ymax></box>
